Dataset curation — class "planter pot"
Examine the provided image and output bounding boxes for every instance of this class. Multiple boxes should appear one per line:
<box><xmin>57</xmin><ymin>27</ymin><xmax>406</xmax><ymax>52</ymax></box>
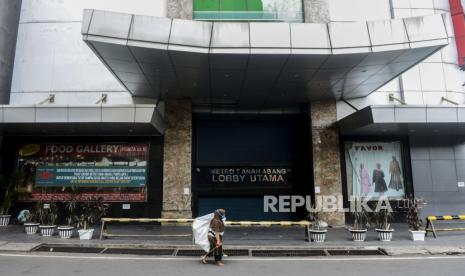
<box><xmin>39</xmin><ymin>225</ymin><xmax>56</xmax><ymax>237</ymax></box>
<box><xmin>78</xmin><ymin>229</ymin><xmax>94</xmax><ymax>240</ymax></box>
<box><xmin>57</xmin><ymin>226</ymin><xmax>74</xmax><ymax>239</ymax></box>
<box><xmin>24</xmin><ymin>223</ymin><xmax>40</xmax><ymax>235</ymax></box>
<box><xmin>309</xmin><ymin>229</ymin><xmax>327</xmax><ymax>243</ymax></box>
<box><xmin>349</xmin><ymin>229</ymin><xmax>367</xmax><ymax>242</ymax></box>
<box><xmin>0</xmin><ymin>215</ymin><xmax>11</xmax><ymax>226</ymax></box>
<box><xmin>376</xmin><ymin>228</ymin><xmax>394</xmax><ymax>242</ymax></box>
<box><xmin>409</xmin><ymin>230</ymin><xmax>426</xmax><ymax>241</ymax></box>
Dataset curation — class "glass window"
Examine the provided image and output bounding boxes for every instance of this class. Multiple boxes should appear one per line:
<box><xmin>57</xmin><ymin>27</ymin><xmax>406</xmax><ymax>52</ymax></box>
<box><xmin>193</xmin><ymin>0</ymin><xmax>304</xmax><ymax>22</ymax></box>
<box><xmin>344</xmin><ymin>141</ymin><xmax>406</xmax><ymax>200</ymax></box>
<box><xmin>194</xmin><ymin>0</ymin><xmax>219</xmax><ymax>11</ymax></box>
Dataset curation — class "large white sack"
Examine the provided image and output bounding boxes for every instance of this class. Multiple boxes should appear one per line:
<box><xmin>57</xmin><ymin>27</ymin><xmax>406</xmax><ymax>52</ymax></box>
<box><xmin>192</xmin><ymin>213</ymin><xmax>214</xmax><ymax>252</ymax></box>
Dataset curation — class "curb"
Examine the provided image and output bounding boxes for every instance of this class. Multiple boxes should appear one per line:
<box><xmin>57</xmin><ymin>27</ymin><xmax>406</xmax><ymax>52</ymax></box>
<box><xmin>3</xmin><ymin>242</ymin><xmax>465</xmax><ymax>257</ymax></box>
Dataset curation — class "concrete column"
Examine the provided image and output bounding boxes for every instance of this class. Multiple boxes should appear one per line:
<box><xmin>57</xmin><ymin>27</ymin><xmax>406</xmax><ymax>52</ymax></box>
<box><xmin>162</xmin><ymin>100</ymin><xmax>193</xmax><ymax>219</ymax></box>
<box><xmin>303</xmin><ymin>0</ymin><xmax>330</xmax><ymax>23</ymax></box>
<box><xmin>167</xmin><ymin>0</ymin><xmax>193</xmax><ymax>19</ymax></box>
<box><xmin>0</xmin><ymin>0</ymin><xmax>22</xmax><ymax>104</ymax></box>
<box><xmin>310</xmin><ymin>101</ymin><xmax>345</xmax><ymax>226</ymax></box>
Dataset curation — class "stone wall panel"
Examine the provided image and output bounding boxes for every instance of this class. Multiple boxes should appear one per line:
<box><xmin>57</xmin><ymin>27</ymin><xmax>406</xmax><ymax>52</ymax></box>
<box><xmin>162</xmin><ymin>100</ymin><xmax>193</xmax><ymax>218</ymax></box>
<box><xmin>310</xmin><ymin>100</ymin><xmax>345</xmax><ymax>225</ymax></box>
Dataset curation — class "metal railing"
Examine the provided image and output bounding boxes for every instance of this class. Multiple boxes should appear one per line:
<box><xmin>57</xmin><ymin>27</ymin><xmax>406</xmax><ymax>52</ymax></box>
<box><xmin>193</xmin><ymin>11</ymin><xmax>304</xmax><ymax>22</ymax></box>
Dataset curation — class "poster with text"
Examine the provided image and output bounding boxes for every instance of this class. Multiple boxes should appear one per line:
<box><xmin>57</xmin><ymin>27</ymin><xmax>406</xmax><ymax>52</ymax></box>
<box><xmin>16</xmin><ymin>143</ymin><xmax>149</xmax><ymax>202</ymax></box>
<box><xmin>346</xmin><ymin>141</ymin><xmax>405</xmax><ymax>199</ymax></box>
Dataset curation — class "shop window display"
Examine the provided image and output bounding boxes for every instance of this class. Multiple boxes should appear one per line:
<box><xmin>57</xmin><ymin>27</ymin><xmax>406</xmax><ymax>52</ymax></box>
<box><xmin>344</xmin><ymin>141</ymin><xmax>405</xmax><ymax>199</ymax></box>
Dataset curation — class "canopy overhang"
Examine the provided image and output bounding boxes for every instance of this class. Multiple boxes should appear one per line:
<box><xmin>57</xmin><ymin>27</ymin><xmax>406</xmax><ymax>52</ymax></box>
<box><xmin>338</xmin><ymin>105</ymin><xmax>465</xmax><ymax>136</ymax></box>
<box><xmin>0</xmin><ymin>104</ymin><xmax>165</xmax><ymax>136</ymax></box>
<box><xmin>82</xmin><ymin>10</ymin><xmax>449</xmax><ymax>109</ymax></box>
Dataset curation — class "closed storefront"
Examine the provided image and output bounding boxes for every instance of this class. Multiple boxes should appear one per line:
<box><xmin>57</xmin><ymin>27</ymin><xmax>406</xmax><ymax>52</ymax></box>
<box><xmin>2</xmin><ymin>136</ymin><xmax>164</xmax><ymax>219</ymax></box>
<box><xmin>192</xmin><ymin>113</ymin><xmax>312</xmax><ymax>220</ymax></box>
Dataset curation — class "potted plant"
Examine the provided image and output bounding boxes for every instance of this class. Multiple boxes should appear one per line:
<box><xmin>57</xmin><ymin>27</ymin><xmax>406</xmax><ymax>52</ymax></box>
<box><xmin>17</xmin><ymin>209</ymin><xmax>40</xmax><ymax>234</ymax></box>
<box><xmin>349</xmin><ymin>209</ymin><xmax>369</xmax><ymax>242</ymax></box>
<box><xmin>58</xmin><ymin>188</ymin><xmax>79</xmax><ymax>239</ymax></box>
<box><xmin>76</xmin><ymin>197</ymin><xmax>109</xmax><ymax>240</ymax></box>
<box><xmin>406</xmin><ymin>198</ymin><xmax>425</xmax><ymax>241</ymax></box>
<box><xmin>0</xmin><ymin>173</ymin><xmax>25</xmax><ymax>226</ymax></box>
<box><xmin>36</xmin><ymin>202</ymin><xmax>58</xmax><ymax>237</ymax></box>
<box><xmin>373</xmin><ymin>208</ymin><xmax>394</xmax><ymax>242</ymax></box>
<box><xmin>307</xmin><ymin>206</ymin><xmax>328</xmax><ymax>243</ymax></box>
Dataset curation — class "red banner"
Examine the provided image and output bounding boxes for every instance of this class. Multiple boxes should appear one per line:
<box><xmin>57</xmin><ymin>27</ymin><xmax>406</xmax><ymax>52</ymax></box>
<box><xmin>450</xmin><ymin>0</ymin><xmax>465</xmax><ymax>68</ymax></box>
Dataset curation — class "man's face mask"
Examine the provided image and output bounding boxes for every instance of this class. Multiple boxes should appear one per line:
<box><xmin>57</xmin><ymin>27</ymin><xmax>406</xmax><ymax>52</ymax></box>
<box><xmin>217</xmin><ymin>212</ymin><xmax>226</xmax><ymax>222</ymax></box>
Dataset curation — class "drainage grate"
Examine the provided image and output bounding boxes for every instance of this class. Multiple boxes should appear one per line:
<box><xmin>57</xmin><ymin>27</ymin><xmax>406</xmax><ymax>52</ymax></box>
<box><xmin>34</xmin><ymin>246</ymin><xmax>104</xmax><ymax>254</ymax></box>
<box><xmin>32</xmin><ymin>245</ymin><xmax>386</xmax><ymax>257</ymax></box>
<box><xmin>176</xmin><ymin>249</ymin><xmax>249</xmax><ymax>257</ymax></box>
<box><xmin>222</xmin><ymin>249</ymin><xmax>249</xmax><ymax>256</ymax></box>
<box><xmin>103</xmin><ymin>248</ymin><xmax>174</xmax><ymax>255</ymax></box>
<box><xmin>175</xmin><ymin>249</ymin><xmax>205</xmax><ymax>257</ymax></box>
<box><xmin>327</xmin><ymin>249</ymin><xmax>385</xmax><ymax>256</ymax></box>
<box><xmin>252</xmin><ymin>250</ymin><xmax>326</xmax><ymax>257</ymax></box>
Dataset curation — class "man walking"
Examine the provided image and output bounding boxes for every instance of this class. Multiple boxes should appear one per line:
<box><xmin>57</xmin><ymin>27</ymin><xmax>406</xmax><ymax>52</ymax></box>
<box><xmin>201</xmin><ymin>209</ymin><xmax>226</xmax><ymax>266</ymax></box>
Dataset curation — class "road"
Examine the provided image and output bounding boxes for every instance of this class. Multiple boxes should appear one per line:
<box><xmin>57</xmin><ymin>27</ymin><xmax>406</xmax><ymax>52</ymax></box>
<box><xmin>1</xmin><ymin>253</ymin><xmax>465</xmax><ymax>276</ymax></box>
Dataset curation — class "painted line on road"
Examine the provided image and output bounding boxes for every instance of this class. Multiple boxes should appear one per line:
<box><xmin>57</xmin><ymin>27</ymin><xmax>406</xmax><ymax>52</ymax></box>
<box><xmin>1</xmin><ymin>253</ymin><xmax>465</xmax><ymax>262</ymax></box>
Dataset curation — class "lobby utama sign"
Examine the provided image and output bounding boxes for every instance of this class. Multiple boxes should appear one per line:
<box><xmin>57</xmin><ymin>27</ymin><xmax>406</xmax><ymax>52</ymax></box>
<box><xmin>206</xmin><ymin>167</ymin><xmax>291</xmax><ymax>185</ymax></box>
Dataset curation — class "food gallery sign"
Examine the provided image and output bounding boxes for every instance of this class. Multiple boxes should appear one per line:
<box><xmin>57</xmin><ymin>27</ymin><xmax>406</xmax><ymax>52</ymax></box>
<box><xmin>19</xmin><ymin>143</ymin><xmax>148</xmax><ymax>188</ymax></box>
<box><xmin>24</xmin><ymin>144</ymin><xmax>148</xmax><ymax>156</ymax></box>
<box><xmin>203</xmin><ymin>167</ymin><xmax>291</xmax><ymax>185</ymax></box>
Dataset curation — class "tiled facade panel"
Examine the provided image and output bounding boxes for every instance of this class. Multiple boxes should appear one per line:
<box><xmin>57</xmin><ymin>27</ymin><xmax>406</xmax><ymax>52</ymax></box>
<box><xmin>328</xmin><ymin>0</ymin><xmax>391</xmax><ymax>22</ymax></box>
<box><xmin>337</xmin><ymin>0</ymin><xmax>465</xmax><ymax>120</ymax></box>
<box><xmin>10</xmin><ymin>0</ymin><xmax>168</xmax><ymax>105</ymax></box>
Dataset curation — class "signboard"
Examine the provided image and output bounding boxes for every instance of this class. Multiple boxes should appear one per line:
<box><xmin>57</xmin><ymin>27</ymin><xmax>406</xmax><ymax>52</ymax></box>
<box><xmin>345</xmin><ymin>141</ymin><xmax>406</xmax><ymax>199</ymax></box>
<box><xmin>16</xmin><ymin>142</ymin><xmax>149</xmax><ymax>202</ymax></box>
<box><xmin>198</xmin><ymin>167</ymin><xmax>291</xmax><ymax>186</ymax></box>
<box><xmin>36</xmin><ymin>166</ymin><xmax>147</xmax><ymax>187</ymax></box>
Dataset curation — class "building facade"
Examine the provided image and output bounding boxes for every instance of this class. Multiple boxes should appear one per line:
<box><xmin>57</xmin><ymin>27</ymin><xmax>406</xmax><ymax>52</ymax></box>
<box><xmin>1</xmin><ymin>0</ymin><xmax>465</xmax><ymax>225</ymax></box>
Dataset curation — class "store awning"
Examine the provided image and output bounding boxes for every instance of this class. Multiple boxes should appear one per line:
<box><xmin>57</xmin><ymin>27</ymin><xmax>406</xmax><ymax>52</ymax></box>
<box><xmin>0</xmin><ymin>104</ymin><xmax>165</xmax><ymax>135</ymax></box>
<box><xmin>82</xmin><ymin>10</ymin><xmax>449</xmax><ymax>109</ymax></box>
<box><xmin>338</xmin><ymin>105</ymin><xmax>465</xmax><ymax>136</ymax></box>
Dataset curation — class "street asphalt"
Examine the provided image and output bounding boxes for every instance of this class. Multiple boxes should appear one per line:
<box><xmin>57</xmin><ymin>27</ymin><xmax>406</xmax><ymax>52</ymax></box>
<box><xmin>1</xmin><ymin>252</ymin><xmax>465</xmax><ymax>276</ymax></box>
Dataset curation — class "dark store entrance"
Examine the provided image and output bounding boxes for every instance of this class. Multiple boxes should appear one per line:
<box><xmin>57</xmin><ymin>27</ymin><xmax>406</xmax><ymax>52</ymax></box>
<box><xmin>192</xmin><ymin>113</ymin><xmax>313</xmax><ymax>221</ymax></box>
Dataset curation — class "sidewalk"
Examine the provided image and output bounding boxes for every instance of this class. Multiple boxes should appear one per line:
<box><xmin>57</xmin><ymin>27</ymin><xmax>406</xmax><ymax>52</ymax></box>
<box><xmin>1</xmin><ymin>223</ymin><xmax>465</xmax><ymax>256</ymax></box>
